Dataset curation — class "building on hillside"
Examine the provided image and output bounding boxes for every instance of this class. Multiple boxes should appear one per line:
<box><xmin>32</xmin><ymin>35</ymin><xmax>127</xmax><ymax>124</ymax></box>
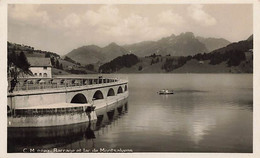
<box><xmin>27</xmin><ymin>57</ymin><xmax>52</xmax><ymax>78</ymax></box>
<box><xmin>198</xmin><ymin>61</ymin><xmax>204</xmax><ymax>64</ymax></box>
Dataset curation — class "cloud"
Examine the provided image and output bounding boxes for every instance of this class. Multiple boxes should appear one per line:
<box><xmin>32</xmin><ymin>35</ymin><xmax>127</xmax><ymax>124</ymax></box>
<box><xmin>63</xmin><ymin>13</ymin><xmax>81</xmax><ymax>28</ymax></box>
<box><xmin>9</xmin><ymin>5</ymin><xmax>49</xmax><ymax>24</ymax></box>
<box><xmin>188</xmin><ymin>4</ymin><xmax>217</xmax><ymax>26</ymax></box>
<box><xmin>8</xmin><ymin>4</ymin><xmax>184</xmax><ymax>45</ymax></box>
<box><xmin>87</xmin><ymin>11</ymin><xmax>171</xmax><ymax>44</ymax></box>
<box><xmin>84</xmin><ymin>5</ymin><xmax>120</xmax><ymax>27</ymax></box>
<box><xmin>8</xmin><ymin>4</ymin><xmax>252</xmax><ymax>55</ymax></box>
<box><xmin>120</xmin><ymin>14</ymin><xmax>170</xmax><ymax>40</ymax></box>
<box><xmin>82</xmin><ymin>6</ymin><xmax>155</xmax><ymax>43</ymax></box>
<box><xmin>158</xmin><ymin>10</ymin><xmax>185</xmax><ymax>26</ymax></box>
<box><xmin>81</xmin><ymin>5</ymin><xmax>180</xmax><ymax>44</ymax></box>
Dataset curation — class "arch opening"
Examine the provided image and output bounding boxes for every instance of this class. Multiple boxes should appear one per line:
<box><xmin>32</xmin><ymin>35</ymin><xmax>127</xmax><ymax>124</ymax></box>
<box><xmin>125</xmin><ymin>85</ymin><xmax>128</xmax><ymax>91</ymax></box>
<box><xmin>71</xmin><ymin>93</ymin><xmax>88</xmax><ymax>104</ymax></box>
<box><xmin>117</xmin><ymin>86</ymin><xmax>123</xmax><ymax>94</ymax></box>
<box><xmin>107</xmin><ymin>88</ymin><xmax>115</xmax><ymax>97</ymax></box>
<box><xmin>93</xmin><ymin>90</ymin><xmax>104</xmax><ymax>100</ymax></box>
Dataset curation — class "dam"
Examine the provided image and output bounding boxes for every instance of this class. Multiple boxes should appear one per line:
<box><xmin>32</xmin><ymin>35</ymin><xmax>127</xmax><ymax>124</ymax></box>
<box><xmin>7</xmin><ymin>77</ymin><xmax>129</xmax><ymax>127</ymax></box>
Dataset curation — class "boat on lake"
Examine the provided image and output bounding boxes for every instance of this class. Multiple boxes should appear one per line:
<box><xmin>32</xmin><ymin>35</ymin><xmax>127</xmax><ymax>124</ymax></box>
<box><xmin>158</xmin><ymin>89</ymin><xmax>174</xmax><ymax>95</ymax></box>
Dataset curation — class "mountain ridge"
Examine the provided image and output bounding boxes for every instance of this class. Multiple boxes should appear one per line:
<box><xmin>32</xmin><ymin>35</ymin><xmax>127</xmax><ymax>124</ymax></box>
<box><xmin>65</xmin><ymin>32</ymin><xmax>239</xmax><ymax>66</ymax></box>
<box><xmin>196</xmin><ymin>36</ymin><xmax>231</xmax><ymax>52</ymax></box>
<box><xmin>99</xmin><ymin>34</ymin><xmax>253</xmax><ymax>74</ymax></box>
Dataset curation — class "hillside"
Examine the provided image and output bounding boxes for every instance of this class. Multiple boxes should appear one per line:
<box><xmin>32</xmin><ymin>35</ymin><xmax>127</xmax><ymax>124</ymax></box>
<box><xmin>102</xmin><ymin>42</ymin><xmax>129</xmax><ymax>62</ymax></box>
<box><xmin>196</xmin><ymin>36</ymin><xmax>230</xmax><ymax>52</ymax></box>
<box><xmin>8</xmin><ymin>33</ymin><xmax>252</xmax><ymax>76</ymax></box>
<box><xmin>66</xmin><ymin>32</ymin><xmax>230</xmax><ymax>65</ymax></box>
<box><xmin>99</xmin><ymin>54</ymin><xmax>139</xmax><ymax>73</ymax></box>
<box><xmin>7</xmin><ymin>42</ymin><xmax>97</xmax><ymax>76</ymax></box>
<box><xmin>104</xmin><ymin>35</ymin><xmax>253</xmax><ymax>74</ymax></box>
<box><xmin>66</xmin><ymin>43</ymin><xmax>129</xmax><ymax>65</ymax></box>
<box><xmin>123</xmin><ymin>32</ymin><xmax>208</xmax><ymax>57</ymax></box>
<box><xmin>116</xmin><ymin>53</ymin><xmax>252</xmax><ymax>74</ymax></box>
<box><xmin>210</xmin><ymin>35</ymin><xmax>253</xmax><ymax>55</ymax></box>
<box><xmin>66</xmin><ymin>45</ymin><xmax>104</xmax><ymax>65</ymax></box>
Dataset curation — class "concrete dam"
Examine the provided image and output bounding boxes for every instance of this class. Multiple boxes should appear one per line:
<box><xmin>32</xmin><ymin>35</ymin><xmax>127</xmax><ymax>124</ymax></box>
<box><xmin>7</xmin><ymin>77</ymin><xmax>129</xmax><ymax>127</ymax></box>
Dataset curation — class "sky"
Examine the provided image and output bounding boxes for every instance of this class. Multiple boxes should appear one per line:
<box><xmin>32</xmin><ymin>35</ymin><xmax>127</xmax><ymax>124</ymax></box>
<box><xmin>8</xmin><ymin>4</ymin><xmax>253</xmax><ymax>55</ymax></box>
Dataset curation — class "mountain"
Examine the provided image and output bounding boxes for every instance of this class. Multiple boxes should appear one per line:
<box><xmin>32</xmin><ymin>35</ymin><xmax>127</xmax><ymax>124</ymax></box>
<box><xmin>247</xmin><ymin>34</ymin><xmax>253</xmax><ymax>41</ymax></box>
<box><xmin>123</xmin><ymin>41</ymin><xmax>157</xmax><ymax>56</ymax></box>
<box><xmin>115</xmin><ymin>35</ymin><xmax>253</xmax><ymax>73</ymax></box>
<box><xmin>66</xmin><ymin>43</ymin><xmax>129</xmax><ymax>65</ymax></box>
<box><xmin>66</xmin><ymin>32</ymin><xmax>233</xmax><ymax>65</ymax></box>
<box><xmin>196</xmin><ymin>36</ymin><xmax>230</xmax><ymax>52</ymax></box>
<box><xmin>123</xmin><ymin>32</ymin><xmax>208</xmax><ymax>57</ymax></box>
<box><xmin>66</xmin><ymin>45</ymin><xmax>104</xmax><ymax>65</ymax></box>
<box><xmin>101</xmin><ymin>42</ymin><xmax>130</xmax><ymax>62</ymax></box>
<box><xmin>210</xmin><ymin>35</ymin><xmax>253</xmax><ymax>55</ymax></box>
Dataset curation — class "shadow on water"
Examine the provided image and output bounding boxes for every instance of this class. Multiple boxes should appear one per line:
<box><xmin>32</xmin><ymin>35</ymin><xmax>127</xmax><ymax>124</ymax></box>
<box><xmin>8</xmin><ymin>101</ymin><xmax>129</xmax><ymax>153</ymax></box>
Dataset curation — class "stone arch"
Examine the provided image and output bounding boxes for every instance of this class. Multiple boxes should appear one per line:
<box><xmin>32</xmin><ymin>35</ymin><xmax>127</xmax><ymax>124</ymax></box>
<box><xmin>93</xmin><ymin>90</ymin><xmax>104</xmax><ymax>100</ymax></box>
<box><xmin>107</xmin><ymin>88</ymin><xmax>115</xmax><ymax>97</ymax></box>
<box><xmin>71</xmin><ymin>93</ymin><xmax>88</xmax><ymax>104</ymax></box>
<box><xmin>124</xmin><ymin>85</ymin><xmax>128</xmax><ymax>91</ymax></box>
<box><xmin>117</xmin><ymin>86</ymin><xmax>123</xmax><ymax>94</ymax></box>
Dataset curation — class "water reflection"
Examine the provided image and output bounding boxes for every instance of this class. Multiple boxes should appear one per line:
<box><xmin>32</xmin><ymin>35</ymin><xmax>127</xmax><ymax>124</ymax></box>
<box><xmin>125</xmin><ymin>74</ymin><xmax>252</xmax><ymax>152</ymax></box>
<box><xmin>84</xmin><ymin>122</ymin><xmax>96</xmax><ymax>149</ymax></box>
<box><xmin>8</xmin><ymin>74</ymin><xmax>253</xmax><ymax>152</ymax></box>
<box><xmin>8</xmin><ymin>101</ymin><xmax>128</xmax><ymax>153</ymax></box>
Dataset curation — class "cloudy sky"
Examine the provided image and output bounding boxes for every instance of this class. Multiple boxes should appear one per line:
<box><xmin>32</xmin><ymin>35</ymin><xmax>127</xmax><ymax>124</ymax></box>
<box><xmin>8</xmin><ymin>4</ymin><xmax>252</xmax><ymax>55</ymax></box>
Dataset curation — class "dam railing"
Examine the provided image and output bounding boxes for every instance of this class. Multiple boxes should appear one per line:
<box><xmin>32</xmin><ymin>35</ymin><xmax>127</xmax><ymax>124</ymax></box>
<box><xmin>8</xmin><ymin>77</ymin><xmax>122</xmax><ymax>92</ymax></box>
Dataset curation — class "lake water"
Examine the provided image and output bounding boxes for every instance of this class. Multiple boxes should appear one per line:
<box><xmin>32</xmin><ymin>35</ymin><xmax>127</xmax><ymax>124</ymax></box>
<box><xmin>8</xmin><ymin>74</ymin><xmax>253</xmax><ymax>153</ymax></box>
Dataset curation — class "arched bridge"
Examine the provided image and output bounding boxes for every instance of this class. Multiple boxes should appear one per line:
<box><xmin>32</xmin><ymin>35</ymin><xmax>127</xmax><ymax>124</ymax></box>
<box><xmin>8</xmin><ymin>77</ymin><xmax>128</xmax><ymax>111</ymax></box>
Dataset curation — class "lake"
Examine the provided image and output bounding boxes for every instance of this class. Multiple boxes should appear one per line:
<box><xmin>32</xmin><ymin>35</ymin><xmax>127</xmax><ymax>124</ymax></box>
<box><xmin>8</xmin><ymin>74</ymin><xmax>253</xmax><ymax>153</ymax></box>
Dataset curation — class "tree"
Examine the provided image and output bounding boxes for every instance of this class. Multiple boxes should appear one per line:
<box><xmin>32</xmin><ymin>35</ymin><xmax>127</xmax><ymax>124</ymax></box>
<box><xmin>227</xmin><ymin>51</ymin><xmax>246</xmax><ymax>67</ymax></box>
<box><xmin>45</xmin><ymin>53</ymin><xmax>50</xmax><ymax>58</ymax></box>
<box><xmin>151</xmin><ymin>59</ymin><xmax>154</xmax><ymax>65</ymax></box>
<box><xmin>64</xmin><ymin>56</ymin><xmax>76</xmax><ymax>64</ymax></box>
<box><xmin>50</xmin><ymin>57</ymin><xmax>55</xmax><ymax>67</ymax></box>
<box><xmin>17</xmin><ymin>51</ymin><xmax>30</xmax><ymax>72</ymax></box>
<box><xmin>8</xmin><ymin>51</ymin><xmax>17</xmax><ymax>66</ymax></box>
<box><xmin>156</xmin><ymin>58</ymin><xmax>159</xmax><ymax>63</ymax></box>
<box><xmin>99</xmin><ymin>54</ymin><xmax>139</xmax><ymax>73</ymax></box>
<box><xmin>8</xmin><ymin>51</ymin><xmax>32</xmax><ymax>78</ymax></box>
<box><xmin>138</xmin><ymin>65</ymin><xmax>143</xmax><ymax>71</ymax></box>
<box><xmin>85</xmin><ymin>64</ymin><xmax>94</xmax><ymax>71</ymax></box>
<box><xmin>59</xmin><ymin>63</ymin><xmax>63</xmax><ymax>70</ymax></box>
<box><xmin>55</xmin><ymin>59</ymin><xmax>60</xmax><ymax>69</ymax></box>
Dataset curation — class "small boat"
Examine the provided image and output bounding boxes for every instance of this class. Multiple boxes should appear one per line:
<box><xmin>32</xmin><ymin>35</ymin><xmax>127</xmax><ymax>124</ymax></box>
<box><xmin>158</xmin><ymin>89</ymin><xmax>174</xmax><ymax>95</ymax></box>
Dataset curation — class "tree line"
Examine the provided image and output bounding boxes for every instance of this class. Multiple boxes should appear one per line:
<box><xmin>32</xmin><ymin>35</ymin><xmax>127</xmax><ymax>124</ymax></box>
<box><xmin>99</xmin><ymin>54</ymin><xmax>139</xmax><ymax>73</ymax></box>
<box><xmin>8</xmin><ymin>51</ymin><xmax>31</xmax><ymax>77</ymax></box>
<box><xmin>161</xmin><ymin>50</ymin><xmax>249</xmax><ymax>72</ymax></box>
